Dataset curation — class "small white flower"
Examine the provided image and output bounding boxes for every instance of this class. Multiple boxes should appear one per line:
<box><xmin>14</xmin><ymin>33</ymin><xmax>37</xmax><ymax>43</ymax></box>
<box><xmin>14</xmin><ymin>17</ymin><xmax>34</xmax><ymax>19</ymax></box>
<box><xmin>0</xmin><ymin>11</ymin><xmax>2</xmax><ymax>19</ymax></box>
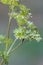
<box><xmin>36</xmin><ymin>37</ymin><xmax>42</xmax><ymax>42</ymax></box>
<box><xmin>28</xmin><ymin>13</ymin><xmax>32</xmax><ymax>16</ymax></box>
<box><xmin>28</xmin><ymin>21</ymin><xmax>33</xmax><ymax>25</ymax></box>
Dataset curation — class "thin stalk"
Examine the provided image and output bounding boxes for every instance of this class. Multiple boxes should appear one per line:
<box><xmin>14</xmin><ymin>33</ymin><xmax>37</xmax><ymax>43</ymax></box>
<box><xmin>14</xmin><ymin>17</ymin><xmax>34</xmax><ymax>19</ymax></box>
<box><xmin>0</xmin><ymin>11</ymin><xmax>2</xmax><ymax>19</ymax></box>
<box><xmin>6</xmin><ymin>5</ymin><xmax>14</xmax><ymax>50</ymax></box>
<box><xmin>7</xmin><ymin>16</ymin><xmax>12</xmax><ymax>38</ymax></box>
<box><xmin>7</xmin><ymin>0</ymin><xmax>14</xmax><ymax>38</ymax></box>
<box><xmin>6</xmin><ymin>16</ymin><xmax>12</xmax><ymax>51</ymax></box>
<box><xmin>9</xmin><ymin>40</ymin><xmax>23</xmax><ymax>55</ymax></box>
<box><xmin>7</xmin><ymin>39</ymin><xmax>17</xmax><ymax>55</ymax></box>
<box><xmin>0</xmin><ymin>5</ymin><xmax>13</xmax><ymax>65</ymax></box>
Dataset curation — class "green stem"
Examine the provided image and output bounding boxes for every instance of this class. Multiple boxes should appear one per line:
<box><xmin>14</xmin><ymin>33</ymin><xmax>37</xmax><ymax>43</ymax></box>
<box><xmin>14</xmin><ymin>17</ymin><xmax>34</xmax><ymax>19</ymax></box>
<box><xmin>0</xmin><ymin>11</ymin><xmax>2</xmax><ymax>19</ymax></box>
<box><xmin>7</xmin><ymin>0</ymin><xmax>14</xmax><ymax>38</ymax></box>
<box><xmin>6</xmin><ymin>16</ymin><xmax>12</xmax><ymax>51</ymax></box>
<box><xmin>9</xmin><ymin>40</ymin><xmax>23</xmax><ymax>55</ymax></box>
<box><xmin>6</xmin><ymin>5</ymin><xmax>14</xmax><ymax>50</ymax></box>
<box><xmin>7</xmin><ymin>39</ymin><xmax>17</xmax><ymax>55</ymax></box>
<box><xmin>7</xmin><ymin>16</ymin><xmax>12</xmax><ymax>38</ymax></box>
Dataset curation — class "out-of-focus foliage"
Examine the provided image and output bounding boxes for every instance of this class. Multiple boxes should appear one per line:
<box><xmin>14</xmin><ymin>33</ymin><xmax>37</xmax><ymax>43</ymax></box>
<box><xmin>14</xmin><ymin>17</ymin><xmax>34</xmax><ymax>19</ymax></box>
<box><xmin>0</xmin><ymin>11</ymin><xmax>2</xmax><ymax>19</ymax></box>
<box><xmin>4</xmin><ymin>37</ymin><xmax>13</xmax><ymax>48</ymax></box>
<box><xmin>0</xmin><ymin>35</ymin><xmax>5</xmax><ymax>44</ymax></box>
<box><xmin>0</xmin><ymin>35</ymin><xmax>13</xmax><ymax>48</ymax></box>
<box><xmin>0</xmin><ymin>0</ymin><xmax>19</xmax><ymax>5</ymax></box>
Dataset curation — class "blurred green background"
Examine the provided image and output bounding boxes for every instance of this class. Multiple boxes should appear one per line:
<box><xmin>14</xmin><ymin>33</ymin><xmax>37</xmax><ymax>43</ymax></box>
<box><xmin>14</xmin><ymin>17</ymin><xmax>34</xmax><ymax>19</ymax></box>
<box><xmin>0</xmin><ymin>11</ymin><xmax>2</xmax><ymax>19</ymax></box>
<box><xmin>0</xmin><ymin>0</ymin><xmax>43</xmax><ymax>65</ymax></box>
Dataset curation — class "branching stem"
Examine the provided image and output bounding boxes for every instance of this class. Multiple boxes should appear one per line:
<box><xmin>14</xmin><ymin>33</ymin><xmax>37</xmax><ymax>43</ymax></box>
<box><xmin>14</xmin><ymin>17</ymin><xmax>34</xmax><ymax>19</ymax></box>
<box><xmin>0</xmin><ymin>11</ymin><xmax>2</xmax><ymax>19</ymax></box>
<box><xmin>9</xmin><ymin>40</ymin><xmax>23</xmax><ymax>55</ymax></box>
<box><xmin>7</xmin><ymin>39</ymin><xmax>17</xmax><ymax>55</ymax></box>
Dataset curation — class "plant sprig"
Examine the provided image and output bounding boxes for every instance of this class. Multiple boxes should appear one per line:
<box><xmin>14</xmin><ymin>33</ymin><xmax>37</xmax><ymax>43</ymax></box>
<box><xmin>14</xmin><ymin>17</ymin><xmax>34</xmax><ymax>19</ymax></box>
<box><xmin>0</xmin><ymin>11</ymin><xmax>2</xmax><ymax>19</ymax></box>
<box><xmin>0</xmin><ymin>0</ymin><xmax>42</xmax><ymax>65</ymax></box>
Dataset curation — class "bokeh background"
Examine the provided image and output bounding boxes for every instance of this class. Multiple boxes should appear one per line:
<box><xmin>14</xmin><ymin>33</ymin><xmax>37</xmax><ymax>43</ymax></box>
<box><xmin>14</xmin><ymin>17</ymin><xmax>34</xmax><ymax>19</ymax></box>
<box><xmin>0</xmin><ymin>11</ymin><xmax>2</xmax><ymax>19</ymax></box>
<box><xmin>0</xmin><ymin>0</ymin><xmax>43</xmax><ymax>65</ymax></box>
